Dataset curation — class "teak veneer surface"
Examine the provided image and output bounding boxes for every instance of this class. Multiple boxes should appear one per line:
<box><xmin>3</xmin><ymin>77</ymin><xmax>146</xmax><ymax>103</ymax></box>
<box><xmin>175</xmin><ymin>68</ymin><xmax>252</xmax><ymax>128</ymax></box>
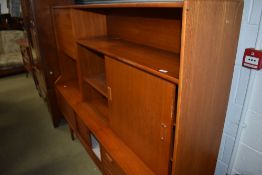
<box><xmin>74</xmin><ymin>102</ymin><xmax>155</xmax><ymax>175</ymax></box>
<box><xmin>84</xmin><ymin>75</ymin><xmax>107</xmax><ymax>98</ymax></box>
<box><xmin>172</xmin><ymin>0</ymin><xmax>243</xmax><ymax>175</ymax></box>
<box><xmin>106</xmin><ymin>57</ymin><xmax>176</xmax><ymax>175</ymax></box>
<box><xmin>56</xmin><ymin>81</ymin><xmax>81</xmax><ymax>107</ymax></box>
<box><xmin>77</xmin><ymin>37</ymin><xmax>180</xmax><ymax>84</ymax></box>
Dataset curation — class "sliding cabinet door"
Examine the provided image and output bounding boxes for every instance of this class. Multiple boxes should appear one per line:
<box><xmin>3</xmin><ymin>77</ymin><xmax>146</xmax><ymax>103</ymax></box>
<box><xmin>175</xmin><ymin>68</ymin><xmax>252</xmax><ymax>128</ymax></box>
<box><xmin>106</xmin><ymin>57</ymin><xmax>176</xmax><ymax>175</ymax></box>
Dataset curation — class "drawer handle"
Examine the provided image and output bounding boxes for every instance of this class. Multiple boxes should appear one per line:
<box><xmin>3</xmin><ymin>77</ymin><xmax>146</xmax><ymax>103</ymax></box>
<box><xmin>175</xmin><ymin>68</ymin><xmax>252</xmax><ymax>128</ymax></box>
<box><xmin>161</xmin><ymin>123</ymin><xmax>167</xmax><ymax>141</ymax></box>
<box><xmin>105</xmin><ymin>152</ymin><xmax>113</xmax><ymax>163</ymax></box>
<box><xmin>108</xmin><ymin>87</ymin><xmax>112</xmax><ymax>101</ymax></box>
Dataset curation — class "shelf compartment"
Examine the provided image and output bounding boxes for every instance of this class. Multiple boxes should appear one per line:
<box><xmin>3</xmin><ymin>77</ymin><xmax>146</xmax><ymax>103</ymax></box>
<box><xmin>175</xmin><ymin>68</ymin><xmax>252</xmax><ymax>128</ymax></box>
<box><xmin>83</xmin><ymin>73</ymin><xmax>107</xmax><ymax>98</ymax></box>
<box><xmin>77</xmin><ymin>37</ymin><xmax>180</xmax><ymax>84</ymax></box>
<box><xmin>78</xmin><ymin>45</ymin><xmax>108</xmax><ymax>97</ymax></box>
<box><xmin>83</xmin><ymin>82</ymin><xmax>109</xmax><ymax>122</ymax></box>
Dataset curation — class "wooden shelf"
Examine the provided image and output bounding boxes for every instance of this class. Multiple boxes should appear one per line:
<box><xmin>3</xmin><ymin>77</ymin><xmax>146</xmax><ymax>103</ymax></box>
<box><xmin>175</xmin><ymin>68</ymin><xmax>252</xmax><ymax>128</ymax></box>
<box><xmin>77</xmin><ymin>37</ymin><xmax>180</xmax><ymax>84</ymax></box>
<box><xmin>83</xmin><ymin>73</ymin><xmax>108</xmax><ymax>98</ymax></box>
<box><xmin>74</xmin><ymin>102</ymin><xmax>155</xmax><ymax>175</ymax></box>
<box><xmin>56</xmin><ymin>81</ymin><xmax>81</xmax><ymax>107</ymax></box>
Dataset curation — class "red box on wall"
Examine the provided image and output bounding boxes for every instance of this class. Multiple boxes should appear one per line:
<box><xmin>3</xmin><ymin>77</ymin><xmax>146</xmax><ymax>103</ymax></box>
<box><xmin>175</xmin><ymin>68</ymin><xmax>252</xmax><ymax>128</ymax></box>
<box><xmin>242</xmin><ymin>48</ymin><xmax>262</xmax><ymax>70</ymax></box>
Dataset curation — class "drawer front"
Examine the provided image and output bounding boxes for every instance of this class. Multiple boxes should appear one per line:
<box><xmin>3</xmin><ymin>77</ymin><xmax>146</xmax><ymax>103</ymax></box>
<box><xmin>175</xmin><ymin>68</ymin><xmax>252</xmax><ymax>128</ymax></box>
<box><xmin>76</xmin><ymin>116</ymin><xmax>91</xmax><ymax>146</ymax></box>
<box><xmin>101</xmin><ymin>148</ymin><xmax>125</xmax><ymax>175</ymax></box>
<box><xmin>53</xmin><ymin>9</ymin><xmax>77</xmax><ymax>59</ymax></box>
<box><xmin>57</xmin><ymin>91</ymin><xmax>76</xmax><ymax>130</ymax></box>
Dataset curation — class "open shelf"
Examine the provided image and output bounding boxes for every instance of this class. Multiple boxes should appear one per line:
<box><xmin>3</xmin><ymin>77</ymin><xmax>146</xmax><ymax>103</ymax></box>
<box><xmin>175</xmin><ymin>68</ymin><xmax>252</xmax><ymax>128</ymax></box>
<box><xmin>78</xmin><ymin>45</ymin><xmax>108</xmax><ymax>97</ymax></box>
<box><xmin>83</xmin><ymin>82</ymin><xmax>109</xmax><ymax>122</ymax></box>
<box><xmin>77</xmin><ymin>37</ymin><xmax>180</xmax><ymax>84</ymax></box>
<box><xmin>83</xmin><ymin>73</ymin><xmax>107</xmax><ymax>98</ymax></box>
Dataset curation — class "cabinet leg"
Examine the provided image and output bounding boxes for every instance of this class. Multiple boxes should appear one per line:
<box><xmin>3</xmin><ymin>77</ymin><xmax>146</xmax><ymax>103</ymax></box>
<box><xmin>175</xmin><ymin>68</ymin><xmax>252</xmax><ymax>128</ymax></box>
<box><xmin>69</xmin><ymin>127</ymin><xmax>75</xmax><ymax>141</ymax></box>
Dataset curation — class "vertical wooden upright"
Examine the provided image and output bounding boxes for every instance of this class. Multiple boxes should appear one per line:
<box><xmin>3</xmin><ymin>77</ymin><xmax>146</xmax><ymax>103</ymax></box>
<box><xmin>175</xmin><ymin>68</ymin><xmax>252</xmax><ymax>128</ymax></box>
<box><xmin>172</xmin><ymin>0</ymin><xmax>243</xmax><ymax>174</ymax></box>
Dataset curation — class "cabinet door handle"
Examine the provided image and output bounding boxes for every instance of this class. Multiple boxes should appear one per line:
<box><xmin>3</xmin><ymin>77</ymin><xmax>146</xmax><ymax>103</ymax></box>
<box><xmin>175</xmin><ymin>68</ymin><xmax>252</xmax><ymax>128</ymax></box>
<box><xmin>161</xmin><ymin>123</ymin><xmax>167</xmax><ymax>141</ymax></box>
<box><xmin>108</xmin><ymin>86</ymin><xmax>112</xmax><ymax>101</ymax></box>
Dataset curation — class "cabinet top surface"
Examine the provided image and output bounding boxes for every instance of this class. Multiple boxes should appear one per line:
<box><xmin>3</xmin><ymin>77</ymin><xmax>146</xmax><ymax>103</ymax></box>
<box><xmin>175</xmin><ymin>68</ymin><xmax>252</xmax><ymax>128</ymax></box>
<box><xmin>53</xmin><ymin>1</ymin><xmax>184</xmax><ymax>9</ymax></box>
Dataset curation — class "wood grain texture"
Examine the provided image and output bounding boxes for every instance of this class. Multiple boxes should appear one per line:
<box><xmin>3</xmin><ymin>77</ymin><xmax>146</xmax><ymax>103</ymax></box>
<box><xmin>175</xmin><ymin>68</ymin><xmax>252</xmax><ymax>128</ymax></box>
<box><xmin>101</xmin><ymin>147</ymin><xmax>126</xmax><ymax>175</ymax></box>
<box><xmin>107</xmin><ymin>8</ymin><xmax>182</xmax><ymax>53</ymax></box>
<box><xmin>78</xmin><ymin>45</ymin><xmax>107</xmax><ymax>97</ymax></box>
<box><xmin>74</xmin><ymin>102</ymin><xmax>155</xmax><ymax>175</ymax></box>
<box><xmin>57</xmin><ymin>52</ymin><xmax>79</xmax><ymax>84</ymax></box>
<box><xmin>78</xmin><ymin>37</ymin><xmax>180</xmax><ymax>84</ymax></box>
<box><xmin>84</xmin><ymin>76</ymin><xmax>107</xmax><ymax>98</ymax></box>
<box><xmin>82</xmin><ymin>82</ymin><xmax>109</xmax><ymax>122</ymax></box>
<box><xmin>53</xmin><ymin>9</ymin><xmax>77</xmax><ymax>59</ymax></box>
<box><xmin>70</xmin><ymin>9</ymin><xmax>107</xmax><ymax>40</ymax></box>
<box><xmin>106</xmin><ymin>57</ymin><xmax>176</xmax><ymax>175</ymax></box>
<box><xmin>172</xmin><ymin>1</ymin><xmax>243</xmax><ymax>175</ymax></box>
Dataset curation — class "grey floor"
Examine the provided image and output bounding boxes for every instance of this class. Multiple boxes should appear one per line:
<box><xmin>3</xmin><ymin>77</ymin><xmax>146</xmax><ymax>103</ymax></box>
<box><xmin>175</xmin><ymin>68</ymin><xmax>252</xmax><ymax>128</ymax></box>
<box><xmin>0</xmin><ymin>74</ymin><xmax>101</xmax><ymax>175</ymax></box>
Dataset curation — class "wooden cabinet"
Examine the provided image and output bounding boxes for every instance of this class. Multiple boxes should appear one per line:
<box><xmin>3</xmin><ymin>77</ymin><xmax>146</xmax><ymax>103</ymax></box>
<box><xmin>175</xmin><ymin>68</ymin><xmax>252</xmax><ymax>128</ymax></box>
<box><xmin>51</xmin><ymin>1</ymin><xmax>243</xmax><ymax>175</ymax></box>
<box><xmin>21</xmin><ymin>0</ymin><xmax>73</xmax><ymax>127</ymax></box>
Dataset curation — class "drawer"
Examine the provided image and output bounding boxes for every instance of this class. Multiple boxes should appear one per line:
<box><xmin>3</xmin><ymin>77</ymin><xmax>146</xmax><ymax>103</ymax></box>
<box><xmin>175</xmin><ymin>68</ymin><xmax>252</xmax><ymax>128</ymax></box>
<box><xmin>57</xmin><ymin>91</ymin><xmax>77</xmax><ymax>130</ymax></box>
<box><xmin>76</xmin><ymin>116</ymin><xmax>91</xmax><ymax>146</ymax></box>
<box><xmin>101</xmin><ymin>148</ymin><xmax>125</xmax><ymax>175</ymax></box>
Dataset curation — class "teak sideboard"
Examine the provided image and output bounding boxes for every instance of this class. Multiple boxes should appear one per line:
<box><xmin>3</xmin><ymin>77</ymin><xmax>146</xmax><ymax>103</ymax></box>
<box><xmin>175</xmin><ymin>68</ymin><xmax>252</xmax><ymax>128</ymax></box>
<box><xmin>52</xmin><ymin>1</ymin><xmax>243</xmax><ymax>175</ymax></box>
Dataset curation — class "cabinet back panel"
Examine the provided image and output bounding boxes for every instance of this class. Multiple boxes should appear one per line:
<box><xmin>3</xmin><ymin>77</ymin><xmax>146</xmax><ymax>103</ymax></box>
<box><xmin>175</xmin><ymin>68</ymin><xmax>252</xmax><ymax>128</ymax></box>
<box><xmin>78</xmin><ymin>45</ymin><xmax>105</xmax><ymax>78</ymax></box>
<box><xmin>71</xmin><ymin>9</ymin><xmax>107</xmax><ymax>39</ymax></box>
<box><xmin>107</xmin><ymin>8</ymin><xmax>182</xmax><ymax>53</ymax></box>
<box><xmin>53</xmin><ymin>9</ymin><xmax>77</xmax><ymax>59</ymax></box>
<box><xmin>58</xmin><ymin>52</ymin><xmax>78</xmax><ymax>82</ymax></box>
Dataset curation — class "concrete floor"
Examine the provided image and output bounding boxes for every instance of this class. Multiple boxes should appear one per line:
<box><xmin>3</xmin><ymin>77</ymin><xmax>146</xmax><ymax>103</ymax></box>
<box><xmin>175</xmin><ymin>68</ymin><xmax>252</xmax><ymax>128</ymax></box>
<box><xmin>0</xmin><ymin>74</ymin><xmax>101</xmax><ymax>175</ymax></box>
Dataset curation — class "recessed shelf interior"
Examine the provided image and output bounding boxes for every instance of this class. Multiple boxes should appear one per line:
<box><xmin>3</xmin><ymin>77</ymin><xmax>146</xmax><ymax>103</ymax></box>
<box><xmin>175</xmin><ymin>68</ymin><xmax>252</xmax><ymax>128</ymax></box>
<box><xmin>83</xmin><ymin>82</ymin><xmax>109</xmax><ymax>121</ymax></box>
<box><xmin>56</xmin><ymin>52</ymin><xmax>80</xmax><ymax>102</ymax></box>
<box><xmin>73</xmin><ymin>7</ymin><xmax>182</xmax><ymax>84</ymax></box>
<box><xmin>78</xmin><ymin>45</ymin><xmax>108</xmax><ymax>97</ymax></box>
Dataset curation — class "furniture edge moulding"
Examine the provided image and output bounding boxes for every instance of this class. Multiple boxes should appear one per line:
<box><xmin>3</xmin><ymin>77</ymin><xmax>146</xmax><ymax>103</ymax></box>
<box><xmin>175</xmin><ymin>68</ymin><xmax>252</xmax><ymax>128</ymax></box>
<box><xmin>52</xmin><ymin>1</ymin><xmax>184</xmax><ymax>9</ymax></box>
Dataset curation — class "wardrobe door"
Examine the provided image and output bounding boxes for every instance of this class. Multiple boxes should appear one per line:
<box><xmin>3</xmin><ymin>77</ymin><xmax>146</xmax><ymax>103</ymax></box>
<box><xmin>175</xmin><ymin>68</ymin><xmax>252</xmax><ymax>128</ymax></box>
<box><xmin>106</xmin><ymin>57</ymin><xmax>176</xmax><ymax>175</ymax></box>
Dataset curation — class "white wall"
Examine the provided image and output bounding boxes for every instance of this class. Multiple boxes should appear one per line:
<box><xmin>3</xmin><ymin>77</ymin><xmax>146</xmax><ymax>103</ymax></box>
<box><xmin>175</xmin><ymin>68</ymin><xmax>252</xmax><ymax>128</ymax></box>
<box><xmin>215</xmin><ymin>0</ymin><xmax>262</xmax><ymax>174</ymax></box>
<box><xmin>0</xmin><ymin>0</ymin><xmax>9</xmax><ymax>14</ymax></box>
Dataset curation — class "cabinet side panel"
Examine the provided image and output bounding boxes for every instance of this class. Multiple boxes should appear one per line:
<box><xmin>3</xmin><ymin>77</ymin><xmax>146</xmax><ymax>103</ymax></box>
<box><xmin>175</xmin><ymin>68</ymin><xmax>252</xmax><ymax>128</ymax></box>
<box><xmin>173</xmin><ymin>1</ymin><xmax>243</xmax><ymax>175</ymax></box>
